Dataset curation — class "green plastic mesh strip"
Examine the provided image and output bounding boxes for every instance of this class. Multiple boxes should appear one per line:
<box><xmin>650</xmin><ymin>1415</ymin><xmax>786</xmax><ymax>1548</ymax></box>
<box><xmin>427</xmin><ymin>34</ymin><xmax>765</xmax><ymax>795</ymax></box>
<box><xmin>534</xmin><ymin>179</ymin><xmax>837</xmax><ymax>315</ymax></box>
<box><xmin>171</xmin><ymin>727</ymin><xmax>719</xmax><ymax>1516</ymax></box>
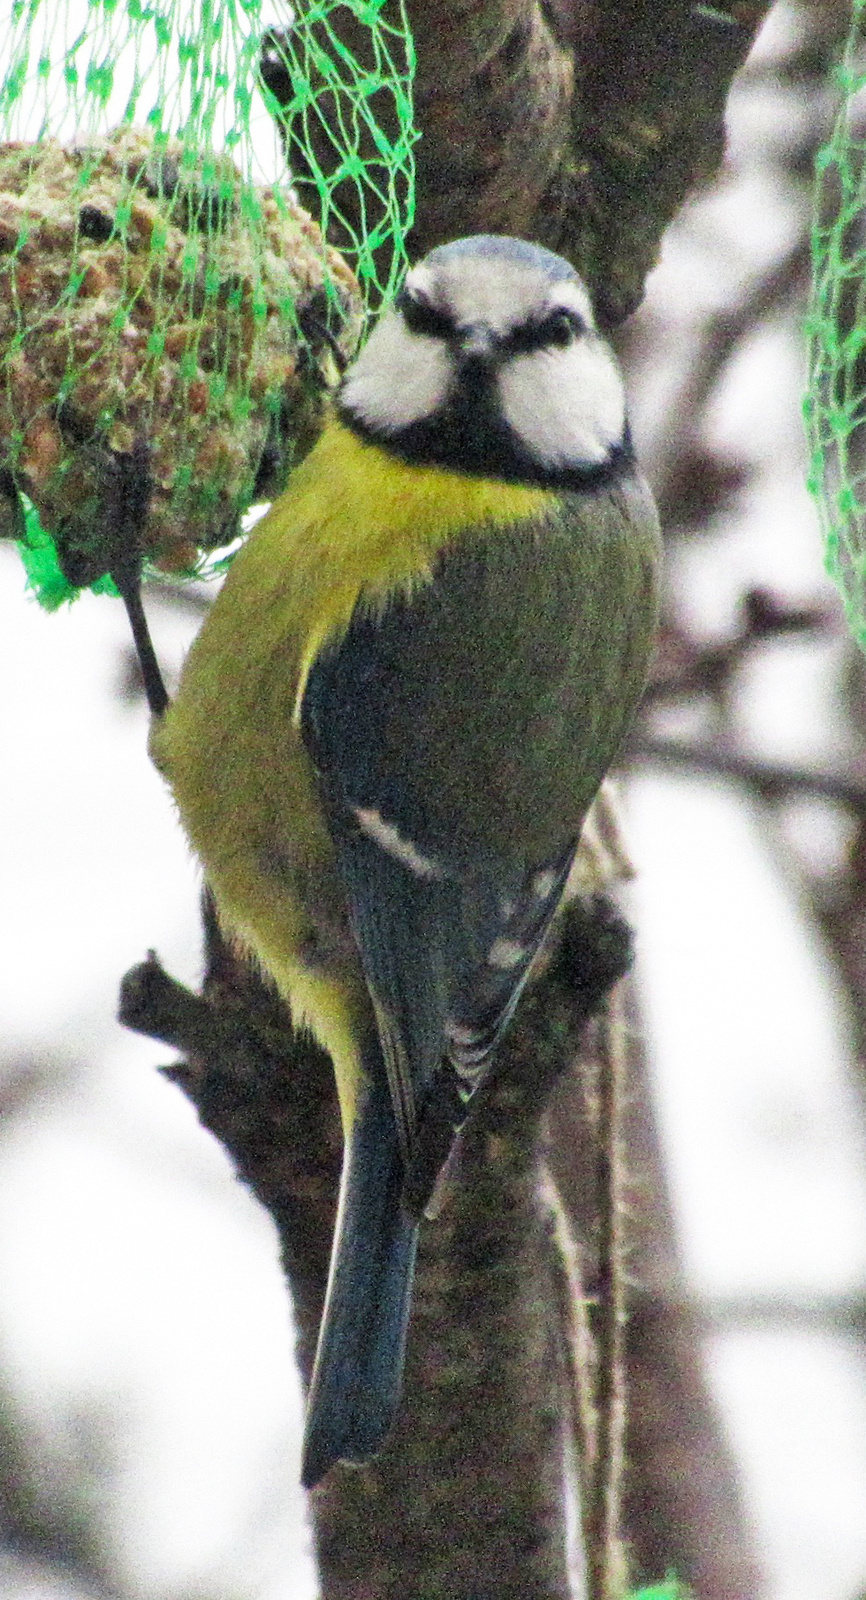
<box><xmin>626</xmin><ymin>1584</ymin><xmax>688</xmax><ymax>1600</ymax></box>
<box><xmin>805</xmin><ymin>0</ymin><xmax>866</xmax><ymax>646</ymax></box>
<box><xmin>0</xmin><ymin>0</ymin><xmax>416</xmax><ymax>606</ymax></box>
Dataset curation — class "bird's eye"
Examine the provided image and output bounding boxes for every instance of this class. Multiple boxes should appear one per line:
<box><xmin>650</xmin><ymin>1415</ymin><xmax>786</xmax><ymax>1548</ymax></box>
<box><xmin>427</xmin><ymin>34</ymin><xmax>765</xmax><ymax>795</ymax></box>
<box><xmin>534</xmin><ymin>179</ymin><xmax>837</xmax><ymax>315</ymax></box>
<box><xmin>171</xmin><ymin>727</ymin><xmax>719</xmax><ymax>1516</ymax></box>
<box><xmin>397</xmin><ymin>289</ymin><xmax>455</xmax><ymax>341</ymax></box>
<box><xmin>504</xmin><ymin>306</ymin><xmax>586</xmax><ymax>356</ymax></box>
<box><xmin>543</xmin><ymin>308</ymin><xmax>583</xmax><ymax>346</ymax></box>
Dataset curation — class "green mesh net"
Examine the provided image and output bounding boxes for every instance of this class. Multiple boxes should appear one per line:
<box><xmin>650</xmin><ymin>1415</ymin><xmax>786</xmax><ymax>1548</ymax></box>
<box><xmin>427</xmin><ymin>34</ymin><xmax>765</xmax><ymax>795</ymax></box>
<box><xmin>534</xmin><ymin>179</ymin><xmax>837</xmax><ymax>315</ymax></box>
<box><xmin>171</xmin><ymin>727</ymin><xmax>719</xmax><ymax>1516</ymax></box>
<box><xmin>805</xmin><ymin>0</ymin><xmax>866</xmax><ymax>646</ymax></box>
<box><xmin>0</xmin><ymin>0</ymin><xmax>416</xmax><ymax>606</ymax></box>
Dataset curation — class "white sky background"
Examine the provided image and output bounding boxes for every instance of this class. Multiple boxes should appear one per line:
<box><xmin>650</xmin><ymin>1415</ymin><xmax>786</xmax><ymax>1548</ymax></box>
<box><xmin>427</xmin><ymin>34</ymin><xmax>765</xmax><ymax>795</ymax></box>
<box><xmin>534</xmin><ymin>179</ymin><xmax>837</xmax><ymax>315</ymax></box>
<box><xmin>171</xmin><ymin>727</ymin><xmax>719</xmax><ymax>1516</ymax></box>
<box><xmin>3</xmin><ymin>0</ymin><xmax>293</xmax><ymax>188</ymax></box>
<box><xmin>624</xmin><ymin>6</ymin><xmax>866</xmax><ymax>1596</ymax></box>
<box><xmin>2</xmin><ymin>3</ymin><xmax>866</xmax><ymax>1598</ymax></box>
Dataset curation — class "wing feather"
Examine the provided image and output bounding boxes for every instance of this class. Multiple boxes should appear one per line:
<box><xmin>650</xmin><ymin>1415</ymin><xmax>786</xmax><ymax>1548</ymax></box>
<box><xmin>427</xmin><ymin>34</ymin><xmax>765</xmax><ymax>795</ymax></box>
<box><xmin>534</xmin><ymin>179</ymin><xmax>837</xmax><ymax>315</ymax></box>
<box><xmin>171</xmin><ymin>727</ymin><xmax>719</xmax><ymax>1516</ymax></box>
<box><xmin>300</xmin><ymin>497</ymin><xmax>652</xmax><ymax>1203</ymax></box>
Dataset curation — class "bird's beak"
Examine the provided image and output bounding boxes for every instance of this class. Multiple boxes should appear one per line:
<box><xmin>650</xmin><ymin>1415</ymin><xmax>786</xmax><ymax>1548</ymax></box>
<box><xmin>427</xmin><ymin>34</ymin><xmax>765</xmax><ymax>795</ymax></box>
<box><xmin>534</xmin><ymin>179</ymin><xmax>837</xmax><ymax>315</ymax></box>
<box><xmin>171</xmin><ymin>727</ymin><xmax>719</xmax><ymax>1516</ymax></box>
<box><xmin>458</xmin><ymin>322</ymin><xmax>498</xmax><ymax>367</ymax></box>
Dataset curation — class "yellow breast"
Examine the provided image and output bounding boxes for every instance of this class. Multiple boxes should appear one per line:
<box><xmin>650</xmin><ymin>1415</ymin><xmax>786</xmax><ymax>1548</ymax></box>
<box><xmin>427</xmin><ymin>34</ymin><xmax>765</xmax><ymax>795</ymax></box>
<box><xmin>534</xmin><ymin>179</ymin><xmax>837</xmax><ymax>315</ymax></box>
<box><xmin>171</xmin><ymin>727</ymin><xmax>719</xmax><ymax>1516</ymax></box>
<box><xmin>240</xmin><ymin>416</ymin><xmax>559</xmax><ymax>710</ymax></box>
<box><xmin>153</xmin><ymin>415</ymin><xmax>559</xmax><ymax>1128</ymax></box>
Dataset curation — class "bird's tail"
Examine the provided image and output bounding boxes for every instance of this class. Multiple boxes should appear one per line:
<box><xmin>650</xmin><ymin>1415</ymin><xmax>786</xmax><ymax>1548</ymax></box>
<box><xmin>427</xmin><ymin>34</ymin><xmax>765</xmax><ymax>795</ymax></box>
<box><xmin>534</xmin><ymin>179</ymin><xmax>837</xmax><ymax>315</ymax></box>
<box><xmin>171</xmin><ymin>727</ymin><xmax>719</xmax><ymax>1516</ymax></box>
<box><xmin>301</xmin><ymin>1056</ymin><xmax>418</xmax><ymax>1489</ymax></box>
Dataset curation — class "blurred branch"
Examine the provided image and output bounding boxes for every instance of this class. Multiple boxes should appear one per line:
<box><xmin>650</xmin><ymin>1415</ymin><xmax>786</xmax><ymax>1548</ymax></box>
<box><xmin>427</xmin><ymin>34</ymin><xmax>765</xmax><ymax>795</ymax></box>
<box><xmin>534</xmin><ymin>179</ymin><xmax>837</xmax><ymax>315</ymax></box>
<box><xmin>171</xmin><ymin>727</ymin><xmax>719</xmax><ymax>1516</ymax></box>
<box><xmin>631</xmin><ymin>733</ymin><xmax>866</xmax><ymax>815</ymax></box>
<box><xmin>702</xmin><ymin>1291</ymin><xmax>866</xmax><ymax>1334</ymax></box>
<box><xmin>648</xmin><ymin>236</ymin><xmax>812</xmax><ymax>518</ymax></box>
<box><xmin>646</xmin><ymin>587</ymin><xmax>837</xmax><ymax>708</ymax></box>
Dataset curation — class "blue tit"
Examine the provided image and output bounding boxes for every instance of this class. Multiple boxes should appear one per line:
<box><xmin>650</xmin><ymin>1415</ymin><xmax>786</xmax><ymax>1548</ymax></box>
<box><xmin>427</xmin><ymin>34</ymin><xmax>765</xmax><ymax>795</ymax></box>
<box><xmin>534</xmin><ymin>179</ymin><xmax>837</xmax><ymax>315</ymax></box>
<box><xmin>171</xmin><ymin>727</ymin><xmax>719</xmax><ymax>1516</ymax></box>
<box><xmin>152</xmin><ymin>234</ymin><xmax>661</xmax><ymax>1488</ymax></box>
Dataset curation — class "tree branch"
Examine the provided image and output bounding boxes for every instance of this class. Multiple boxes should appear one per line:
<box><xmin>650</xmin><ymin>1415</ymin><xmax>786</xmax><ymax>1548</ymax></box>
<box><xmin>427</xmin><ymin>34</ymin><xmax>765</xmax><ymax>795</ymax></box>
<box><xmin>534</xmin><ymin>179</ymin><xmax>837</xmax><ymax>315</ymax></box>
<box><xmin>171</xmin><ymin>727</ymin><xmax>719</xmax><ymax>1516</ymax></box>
<box><xmin>121</xmin><ymin>892</ymin><xmax>635</xmax><ymax>1598</ymax></box>
<box><xmin>263</xmin><ymin>0</ymin><xmax>772</xmax><ymax>324</ymax></box>
<box><xmin>630</xmin><ymin>732</ymin><xmax>866</xmax><ymax>815</ymax></box>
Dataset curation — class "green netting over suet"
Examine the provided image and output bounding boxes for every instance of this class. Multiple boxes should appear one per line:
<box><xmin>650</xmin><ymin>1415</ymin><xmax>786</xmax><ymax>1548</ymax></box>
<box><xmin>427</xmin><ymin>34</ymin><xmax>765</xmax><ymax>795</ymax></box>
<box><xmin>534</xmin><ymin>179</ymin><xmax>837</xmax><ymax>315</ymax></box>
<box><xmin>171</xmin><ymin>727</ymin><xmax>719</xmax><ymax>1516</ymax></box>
<box><xmin>805</xmin><ymin>0</ymin><xmax>866</xmax><ymax>646</ymax></box>
<box><xmin>0</xmin><ymin>0</ymin><xmax>416</xmax><ymax>606</ymax></box>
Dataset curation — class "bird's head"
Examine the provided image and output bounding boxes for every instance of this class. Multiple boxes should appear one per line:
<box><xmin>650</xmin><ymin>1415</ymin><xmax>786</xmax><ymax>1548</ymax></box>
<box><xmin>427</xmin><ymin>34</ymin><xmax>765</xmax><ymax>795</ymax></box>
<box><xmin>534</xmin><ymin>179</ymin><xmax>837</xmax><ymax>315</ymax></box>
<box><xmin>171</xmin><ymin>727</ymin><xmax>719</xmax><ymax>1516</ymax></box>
<box><xmin>338</xmin><ymin>235</ymin><xmax>630</xmax><ymax>488</ymax></box>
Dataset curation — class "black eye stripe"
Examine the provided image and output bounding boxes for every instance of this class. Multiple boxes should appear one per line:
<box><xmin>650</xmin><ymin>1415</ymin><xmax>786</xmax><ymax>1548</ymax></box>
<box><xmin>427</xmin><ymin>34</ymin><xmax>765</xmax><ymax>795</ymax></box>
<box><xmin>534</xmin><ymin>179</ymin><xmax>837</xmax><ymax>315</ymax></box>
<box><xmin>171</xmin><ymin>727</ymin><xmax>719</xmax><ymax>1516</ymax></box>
<box><xmin>395</xmin><ymin>289</ymin><xmax>587</xmax><ymax>350</ymax></box>
<box><xmin>504</xmin><ymin>308</ymin><xmax>586</xmax><ymax>354</ymax></box>
<box><xmin>396</xmin><ymin>288</ymin><xmax>455</xmax><ymax>340</ymax></box>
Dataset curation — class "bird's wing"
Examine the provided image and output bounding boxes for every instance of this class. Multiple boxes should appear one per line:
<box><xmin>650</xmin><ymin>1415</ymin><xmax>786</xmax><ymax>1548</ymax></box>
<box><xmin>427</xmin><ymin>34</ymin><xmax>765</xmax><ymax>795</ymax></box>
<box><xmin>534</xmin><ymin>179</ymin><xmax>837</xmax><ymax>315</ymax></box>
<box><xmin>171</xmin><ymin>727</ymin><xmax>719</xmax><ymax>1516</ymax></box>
<box><xmin>300</xmin><ymin>525</ymin><xmax>586</xmax><ymax>1198</ymax></box>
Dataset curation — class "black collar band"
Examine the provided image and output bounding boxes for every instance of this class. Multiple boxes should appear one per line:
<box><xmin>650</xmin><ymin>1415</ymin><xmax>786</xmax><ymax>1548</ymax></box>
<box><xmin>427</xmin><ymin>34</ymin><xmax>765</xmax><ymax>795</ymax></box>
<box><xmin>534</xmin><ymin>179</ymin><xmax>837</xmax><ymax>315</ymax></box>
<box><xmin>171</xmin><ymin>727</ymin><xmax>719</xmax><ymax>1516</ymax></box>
<box><xmin>337</xmin><ymin>394</ymin><xmax>634</xmax><ymax>494</ymax></box>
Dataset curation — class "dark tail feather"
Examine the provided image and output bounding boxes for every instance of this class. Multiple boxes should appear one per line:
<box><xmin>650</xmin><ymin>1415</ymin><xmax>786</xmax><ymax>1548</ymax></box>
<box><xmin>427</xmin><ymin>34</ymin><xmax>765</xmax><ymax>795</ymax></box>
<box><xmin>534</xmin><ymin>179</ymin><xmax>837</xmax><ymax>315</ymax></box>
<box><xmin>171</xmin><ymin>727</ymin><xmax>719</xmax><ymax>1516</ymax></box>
<box><xmin>301</xmin><ymin>1065</ymin><xmax>419</xmax><ymax>1489</ymax></box>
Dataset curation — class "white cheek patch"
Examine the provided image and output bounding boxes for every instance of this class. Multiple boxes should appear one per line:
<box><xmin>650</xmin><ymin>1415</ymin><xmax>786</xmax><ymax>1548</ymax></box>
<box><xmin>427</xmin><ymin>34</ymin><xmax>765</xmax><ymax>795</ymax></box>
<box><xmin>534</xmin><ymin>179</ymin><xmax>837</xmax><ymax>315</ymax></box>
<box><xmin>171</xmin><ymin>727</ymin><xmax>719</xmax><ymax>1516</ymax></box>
<box><xmin>497</xmin><ymin>339</ymin><xmax>627</xmax><ymax>469</ymax></box>
<box><xmin>340</xmin><ymin>311</ymin><xmax>453</xmax><ymax>433</ymax></box>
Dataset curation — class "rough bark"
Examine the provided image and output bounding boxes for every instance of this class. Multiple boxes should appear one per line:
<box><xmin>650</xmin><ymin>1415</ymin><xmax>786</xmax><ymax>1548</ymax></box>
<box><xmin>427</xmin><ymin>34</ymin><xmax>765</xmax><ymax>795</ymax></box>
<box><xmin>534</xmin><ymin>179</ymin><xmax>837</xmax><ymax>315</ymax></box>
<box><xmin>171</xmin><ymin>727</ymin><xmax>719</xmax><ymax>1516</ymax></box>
<box><xmin>121</xmin><ymin>892</ymin><xmax>634</xmax><ymax>1600</ymax></box>
<box><xmin>263</xmin><ymin>0</ymin><xmax>772</xmax><ymax>326</ymax></box>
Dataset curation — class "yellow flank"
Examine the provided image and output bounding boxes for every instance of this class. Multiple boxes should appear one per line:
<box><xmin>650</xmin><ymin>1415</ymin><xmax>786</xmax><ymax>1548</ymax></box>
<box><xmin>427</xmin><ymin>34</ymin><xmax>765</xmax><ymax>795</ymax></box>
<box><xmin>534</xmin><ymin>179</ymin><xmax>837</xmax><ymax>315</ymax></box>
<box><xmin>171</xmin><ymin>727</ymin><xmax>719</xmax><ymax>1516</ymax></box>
<box><xmin>154</xmin><ymin>413</ymin><xmax>558</xmax><ymax>1135</ymax></box>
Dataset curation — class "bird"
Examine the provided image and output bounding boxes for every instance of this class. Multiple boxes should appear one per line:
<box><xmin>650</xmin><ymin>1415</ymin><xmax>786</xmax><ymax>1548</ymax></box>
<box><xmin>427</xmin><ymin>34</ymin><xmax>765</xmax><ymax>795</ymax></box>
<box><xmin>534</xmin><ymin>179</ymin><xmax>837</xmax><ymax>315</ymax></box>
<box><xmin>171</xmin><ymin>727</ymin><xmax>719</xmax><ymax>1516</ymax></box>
<box><xmin>151</xmin><ymin>233</ymin><xmax>661</xmax><ymax>1489</ymax></box>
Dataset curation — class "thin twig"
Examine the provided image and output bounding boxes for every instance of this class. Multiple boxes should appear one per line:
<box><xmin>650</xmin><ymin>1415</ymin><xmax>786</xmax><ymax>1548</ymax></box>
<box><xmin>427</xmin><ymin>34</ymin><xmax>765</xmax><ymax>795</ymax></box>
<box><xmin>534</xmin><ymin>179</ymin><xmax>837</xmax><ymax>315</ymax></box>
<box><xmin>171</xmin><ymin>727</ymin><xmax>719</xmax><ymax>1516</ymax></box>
<box><xmin>586</xmin><ymin>989</ymin><xmax>628</xmax><ymax>1600</ymax></box>
<box><xmin>630</xmin><ymin>732</ymin><xmax>866</xmax><ymax>813</ymax></box>
<box><xmin>542</xmin><ymin>1165</ymin><xmax>598</xmax><ymax>1519</ymax></box>
<box><xmin>647</xmin><ymin>234</ymin><xmax>812</xmax><ymax>509</ymax></box>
